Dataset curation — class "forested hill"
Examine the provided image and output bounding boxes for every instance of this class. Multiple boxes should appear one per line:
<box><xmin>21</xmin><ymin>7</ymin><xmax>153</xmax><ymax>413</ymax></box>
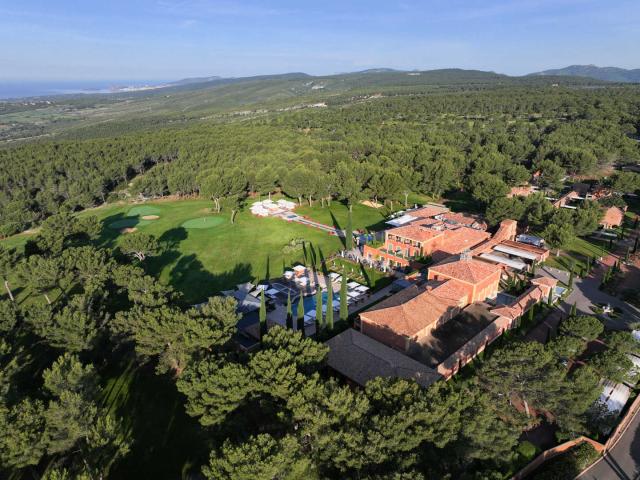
<box><xmin>529</xmin><ymin>65</ymin><xmax>640</xmax><ymax>83</ymax></box>
<box><xmin>0</xmin><ymin>68</ymin><xmax>608</xmax><ymax>143</ymax></box>
<box><xmin>1</xmin><ymin>83</ymin><xmax>639</xmax><ymax>238</ymax></box>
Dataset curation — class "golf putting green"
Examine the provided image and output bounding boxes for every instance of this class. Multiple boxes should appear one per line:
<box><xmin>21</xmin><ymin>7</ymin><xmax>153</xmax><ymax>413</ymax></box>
<box><xmin>181</xmin><ymin>216</ymin><xmax>225</xmax><ymax>229</ymax></box>
<box><xmin>127</xmin><ymin>205</ymin><xmax>162</xmax><ymax>217</ymax></box>
<box><xmin>109</xmin><ymin>218</ymin><xmax>152</xmax><ymax>229</ymax></box>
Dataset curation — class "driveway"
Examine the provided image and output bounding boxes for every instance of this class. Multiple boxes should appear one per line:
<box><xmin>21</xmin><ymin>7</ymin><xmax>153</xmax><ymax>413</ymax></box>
<box><xmin>578</xmin><ymin>408</ymin><xmax>640</xmax><ymax>480</ymax></box>
<box><xmin>539</xmin><ymin>263</ymin><xmax>640</xmax><ymax>330</ymax></box>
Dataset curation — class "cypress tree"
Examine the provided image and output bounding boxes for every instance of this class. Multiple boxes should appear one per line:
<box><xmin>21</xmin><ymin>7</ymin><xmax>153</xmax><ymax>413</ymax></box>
<box><xmin>297</xmin><ymin>298</ymin><xmax>305</xmax><ymax>337</ymax></box>
<box><xmin>547</xmin><ymin>287</ymin><xmax>554</xmax><ymax>306</ymax></box>
<box><xmin>568</xmin><ymin>269</ymin><xmax>574</xmax><ymax>288</ymax></box>
<box><xmin>340</xmin><ymin>274</ymin><xmax>349</xmax><ymax>323</ymax></box>
<box><xmin>286</xmin><ymin>292</ymin><xmax>293</xmax><ymax>329</ymax></box>
<box><xmin>259</xmin><ymin>290</ymin><xmax>267</xmax><ymax>339</ymax></box>
<box><xmin>625</xmin><ymin>247</ymin><xmax>630</xmax><ymax>263</ymax></box>
<box><xmin>531</xmin><ymin>261</ymin><xmax>537</xmax><ymax>276</ymax></box>
<box><xmin>633</xmin><ymin>236</ymin><xmax>639</xmax><ymax>254</ymax></box>
<box><xmin>326</xmin><ymin>292</ymin><xmax>334</xmax><ymax>331</ymax></box>
<box><xmin>345</xmin><ymin>210</ymin><xmax>353</xmax><ymax>251</ymax></box>
<box><xmin>586</xmin><ymin>256</ymin><xmax>592</xmax><ymax>274</ymax></box>
<box><xmin>528</xmin><ymin>303</ymin><xmax>535</xmax><ymax>324</ymax></box>
<box><xmin>570</xmin><ymin>302</ymin><xmax>577</xmax><ymax>318</ymax></box>
<box><xmin>315</xmin><ymin>287</ymin><xmax>324</xmax><ymax>334</ymax></box>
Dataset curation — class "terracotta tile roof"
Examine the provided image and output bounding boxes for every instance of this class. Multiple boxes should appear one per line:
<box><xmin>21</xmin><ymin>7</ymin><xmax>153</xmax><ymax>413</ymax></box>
<box><xmin>387</xmin><ymin>224</ymin><xmax>444</xmax><ymax>242</ymax></box>
<box><xmin>531</xmin><ymin>276</ymin><xmax>558</xmax><ymax>288</ymax></box>
<box><xmin>429</xmin><ymin>257</ymin><xmax>502</xmax><ymax>285</ymax></box>
<box><xmin>326</xmin><ymin>329</ymin><xmax>442</xmax><ymax>387</ymax></box>
<box><xmin>409</xmin><ymin>205</ymin><xmax>450</xmax><ymax>219</ymax></box>
<box><xmin>361</xmin><ymin>285</ymin><xmax>459</xmax><ymax>337</ymax></box>
<box><xmin>440</xmin><ymin>212</ymin><xmax>488</xmax><ymax>230</ymax></box>
<box><xmin>601</xmin><ymin>207</ymin><xmax>625</xmax><ymax>227</ymax></box>
<box><xmin>428</xmin><ymin>279</ymin><xmax>468</xmax><ymax>303</ymax></box>
<box><xmin>437</xmin><ymin>227</ymin><xmax>491</xmax><ymax>254</ymax></box>
<box><xmin>490</xmin><ymin>285</ymin><xmax>545</xmax><ymax>320</ymax></box>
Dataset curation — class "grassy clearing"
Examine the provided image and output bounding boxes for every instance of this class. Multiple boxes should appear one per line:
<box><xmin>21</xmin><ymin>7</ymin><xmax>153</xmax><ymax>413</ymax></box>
<box><xmin>544</xmin><ymin>236</ymin><xmax>613</xmax><ymax>272</ymax></box>
<box><xmin>295</xmin><ymin>202</ymin><xmax>390</xmax><ymax>232</ymax></box>
<box><xmin>47</xmin><ymin>199</ymin><xmax>381</xmax><ymax>304</ymax></box>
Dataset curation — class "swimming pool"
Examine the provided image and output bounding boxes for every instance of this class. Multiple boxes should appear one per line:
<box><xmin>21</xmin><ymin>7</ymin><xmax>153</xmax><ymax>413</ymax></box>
<box><xmin>297</xmin><ymin>291</ymin><xmax>339</xmax><ymax>314</ymax></box>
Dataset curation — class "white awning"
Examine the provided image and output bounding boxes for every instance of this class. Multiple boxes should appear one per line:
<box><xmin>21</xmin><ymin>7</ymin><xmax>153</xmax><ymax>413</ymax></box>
<box><xmin>493</xmin><ymin>244</ymin><xmax>540</xmax><ymax>261</ymax></box>
<box><xmin>386</xmin><ymin>214</ymin><xmax>417</xmax><ymax>227</ymax></box>
<box><xmin>479</xmin><ymin>253</ymin><xmax>527</xmax><ymax>270</ymax></box>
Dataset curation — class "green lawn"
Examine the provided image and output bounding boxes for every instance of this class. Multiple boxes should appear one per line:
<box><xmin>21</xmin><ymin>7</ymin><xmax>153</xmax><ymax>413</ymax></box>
<box><xmin>2</xmin><ymin>199</ymin><xmax>386</xmax><ymax>304</ymax></box>
<box><xmin>295</xmin><ymin>201</ymin><xmax>390</xmax><ymax>232</ymax></box>
<box><xmin>544</xmin><ymin>236</ymin><xmax>613</xmax><ymax>272</ymax></box>
<box><xmin>327</xmin><ymin>257</ymin><xmax>393</xmax><ymax>292</ymax></box>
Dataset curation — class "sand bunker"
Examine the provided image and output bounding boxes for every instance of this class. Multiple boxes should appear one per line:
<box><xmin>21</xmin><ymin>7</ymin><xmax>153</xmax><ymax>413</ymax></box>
<box><xmin>142</xmin><ymin>215</ymin><xmax>160</xmax><ymax>220</ymax></box>
<box><xmin>181</xmin><ymin>216</ymin><xmax>225</xmax><ymax>229</ymax></box>
<box><xmin>361</xmin><ymin>200</ymin><xmax>383</xmax><ymax>209</ymax></box>
<box><xmin>120</xmin><ymin>227</ymin><xmax>137</xmax><ymax>234</ymax></box>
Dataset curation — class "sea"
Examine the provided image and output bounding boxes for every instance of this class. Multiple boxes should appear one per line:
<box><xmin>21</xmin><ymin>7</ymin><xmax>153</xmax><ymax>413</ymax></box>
<box><xmin>0</xmin><ymin>80</ymin><xmax>166</xmax><ymax>100</ymax></box>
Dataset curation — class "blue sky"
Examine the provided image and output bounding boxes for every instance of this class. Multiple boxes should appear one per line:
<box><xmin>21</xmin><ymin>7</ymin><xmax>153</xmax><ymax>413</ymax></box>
<box><xmin>1</xmin><ymin>0</ymin><xmax>639</xmax><ymax>81</ymax></box>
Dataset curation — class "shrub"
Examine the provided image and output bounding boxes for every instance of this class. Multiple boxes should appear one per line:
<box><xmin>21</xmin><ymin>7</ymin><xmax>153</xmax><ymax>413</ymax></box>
<box><xmin>517</xmin><ymin>440</ymin><xmax>537</xmax><ymax>461</ymax></box>
<box><xmin>533</xmin><ymin>443</ymin><xmax>600</xmax><ymax>479</ymax></box>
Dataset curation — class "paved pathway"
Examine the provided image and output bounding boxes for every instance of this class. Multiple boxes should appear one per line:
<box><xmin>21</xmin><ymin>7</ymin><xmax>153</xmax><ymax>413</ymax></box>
<box><xmin>539</xmin><ymin>261</ymin><xmax>640</xmax><ymax>330</ymax></box>
<box><xmin>578</xmin><ymin>409</ymin><xmax>640</xmax><ymax>480</ymax></box>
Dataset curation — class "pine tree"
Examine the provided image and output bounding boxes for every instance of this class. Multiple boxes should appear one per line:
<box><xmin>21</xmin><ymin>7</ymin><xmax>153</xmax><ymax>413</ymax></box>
<box><xmin>345</xmin><ymin>210</ymin><xmax>353</xmax><ymax>251</ymax></box>
<box><xmin>325</xmin><ymin>292</ymin><xmax>334</xmax><ymax>331</ymax></box>
<box><xmin>286</xmin><ymin>292</ymin><xmax>293</xmax><ymax>329</ymax></box>
<box><xmin>296</xmin><ymin>296</ymin><xmax>305</xmax><ymax>337</ymax></box>
<box><xmin>259</xmin><ymin>290</ymin><xmax>267</xmax><ymax>340</ymax></box>
<box><xmin>340</xmin><ymin>274</ymin><xmax>349</xmax><ymax>323</ymax></box>
<box><xmin>315</xmin><ymin>287</ymin><xmax>323</xmax><ymax>334</ymax></box>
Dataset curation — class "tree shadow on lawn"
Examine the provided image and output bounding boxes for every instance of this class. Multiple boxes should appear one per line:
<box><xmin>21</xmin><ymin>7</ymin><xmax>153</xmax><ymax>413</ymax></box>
<box><xmin>329</xmin><ymin>210</ymin><xmax>346</xmax><ymax>248</ymax></box>
<box><xmin>168</xmin><ymin>254</ymin><xmax>253</xmax><ymax>305</ymax></box>
<box><xmin>94</xmin><ymin>212</ymin><xmax>140</xmax><ymax>249</ymax></box>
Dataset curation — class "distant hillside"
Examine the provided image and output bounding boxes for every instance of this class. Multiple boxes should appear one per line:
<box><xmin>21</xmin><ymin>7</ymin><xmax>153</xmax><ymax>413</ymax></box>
<box><xmin>529</xmin><ymin>65</ymin><xmax>640</xmax><ymax>83</ymax></box>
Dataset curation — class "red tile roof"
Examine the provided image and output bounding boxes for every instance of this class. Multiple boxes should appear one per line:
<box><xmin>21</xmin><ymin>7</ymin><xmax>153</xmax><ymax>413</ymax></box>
<box><xmin>387</xmin><ymin>224</ymin><xmax>444</xmax><ymax>242</ymax></box>
<box><xmin>429</xmin><ymin>257</ymin><xmax>502</xmax><ymax>285</ymax></box>
<box><xmin>437</xmin><ymin>227</ymin><xmax>491</xmax><ymax>255</ymax></box>
<box><xmin>491</xmin><ymin>285</ymin><xmax>545</xmax><ymax>320</ymax></box>
<box><xmin>361</xmin><ymin>285</ymin><xmax>459</xmax><ymax>337</ymax></box>
<box><xmin>600</xmin><ymin>207</ymin><xmax>624</xmax><ymax>227</ymax></box>
<box><xmin>440</xmin><ymin>212</ymin><xmax>488</xmax><ymax>230</ymax></box>
<box><xmin>428</xmin><ymin>279</ymin><xmax>469</xmax><ymax>303</ymax></box>
<box><xmin>409</xmin><ymin>205</ymin><xmax>450</xmax><ymax>219</ymax></box>
<box><xmin>530</xmin><ymin>276</ymin><xmax>558</xmax><ymax>288</ymax></box>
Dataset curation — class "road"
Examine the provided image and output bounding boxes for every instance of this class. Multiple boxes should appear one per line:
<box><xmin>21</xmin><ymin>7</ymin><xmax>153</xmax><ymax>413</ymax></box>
<box><xmin>578</xmin><ymin>408</ymin><xmax>640</xmax><ymax>480</ymax></box>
